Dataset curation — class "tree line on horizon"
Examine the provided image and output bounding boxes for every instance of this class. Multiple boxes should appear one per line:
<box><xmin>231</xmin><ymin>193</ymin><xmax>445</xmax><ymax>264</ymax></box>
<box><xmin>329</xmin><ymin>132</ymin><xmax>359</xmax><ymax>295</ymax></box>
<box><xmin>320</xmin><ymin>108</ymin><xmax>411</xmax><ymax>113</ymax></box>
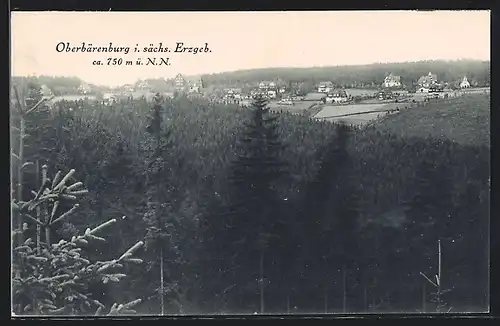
<box><xmin>11</xmin><ymin>59</ymin><xmax>490</xmax><ymax>97</ymax></box>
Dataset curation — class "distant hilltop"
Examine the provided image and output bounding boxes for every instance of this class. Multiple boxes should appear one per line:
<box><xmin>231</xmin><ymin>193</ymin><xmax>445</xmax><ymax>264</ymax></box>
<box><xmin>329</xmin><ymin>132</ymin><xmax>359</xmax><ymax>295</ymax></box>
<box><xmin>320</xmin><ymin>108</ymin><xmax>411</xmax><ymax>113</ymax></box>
<box><xmin>200</xmin><ymin>59</ymin><xmax>490</xmax><ymax>89</ymax></box>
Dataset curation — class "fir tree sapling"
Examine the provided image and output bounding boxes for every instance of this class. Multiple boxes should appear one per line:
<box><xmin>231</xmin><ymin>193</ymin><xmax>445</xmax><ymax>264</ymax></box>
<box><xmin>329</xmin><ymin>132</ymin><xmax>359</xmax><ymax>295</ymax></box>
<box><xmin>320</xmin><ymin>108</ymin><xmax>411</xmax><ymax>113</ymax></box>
<box><xmin>419</xmin><ymin>240</ymin><xmax>453</xmax><ymax>313</ymax></box>
<box><xmin>11</xmin><ymin>85</ymin><xmax>54</xmax><ymax>247</ymax></box>
<box><xmin>12</xmin><ymin>168</ymin><xmax>144</xmax><ymax>316</ymax></box>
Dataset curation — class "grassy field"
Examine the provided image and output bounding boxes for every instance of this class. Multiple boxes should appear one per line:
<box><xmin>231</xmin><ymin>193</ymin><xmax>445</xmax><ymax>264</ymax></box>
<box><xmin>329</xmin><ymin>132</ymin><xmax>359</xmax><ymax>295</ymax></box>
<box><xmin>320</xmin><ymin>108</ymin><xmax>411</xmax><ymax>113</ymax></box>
<box><xmin>344</xmin><ymin>88</ymin><xmax>379</xmax><ymax>97</ymax></box>
<box><xmin>268</xmin><ymin>100</ymin><xmax>317</xmax><ymax>114</ymax></box>
<box><xmin>313</xmin><ymin>102</ymin><xmax>404</xmax><ymax>125</ymax></box>
<box><xmin>374</xmin><ymin>93</ymin><xmax>490</xmax><ymax>146</ymax></box>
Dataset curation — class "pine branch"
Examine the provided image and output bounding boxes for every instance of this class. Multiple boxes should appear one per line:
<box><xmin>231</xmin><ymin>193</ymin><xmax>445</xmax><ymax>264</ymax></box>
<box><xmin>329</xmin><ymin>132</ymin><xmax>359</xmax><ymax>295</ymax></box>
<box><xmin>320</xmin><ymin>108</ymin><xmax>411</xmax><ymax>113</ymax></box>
<box><xmin>12</xmin><ymin>167</ymin><xmax>145</xmax><ymax>315</ymax></box>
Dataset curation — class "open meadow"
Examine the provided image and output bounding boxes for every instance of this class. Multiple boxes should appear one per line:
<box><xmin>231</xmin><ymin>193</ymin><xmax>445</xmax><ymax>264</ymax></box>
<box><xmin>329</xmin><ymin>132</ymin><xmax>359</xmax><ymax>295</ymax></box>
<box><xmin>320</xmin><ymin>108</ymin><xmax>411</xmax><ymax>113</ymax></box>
<box><xmin>268</xmin><ymin>100</ymin><xmax>318</xmax><ymax>114</ymax></box>
<box><xmin>374</xmin><ymin>93</ymin><xmax>490</xmax><ymax>147</ymax></box>
<box><xmin>314</xmin><ymin>103</ymin><xmax>404</xmax><ymax>125</ymax></box>
<box><xmin>344</xmin><ymin>88</ymin><xmax>379</xmax><ymax>97</ymax></box>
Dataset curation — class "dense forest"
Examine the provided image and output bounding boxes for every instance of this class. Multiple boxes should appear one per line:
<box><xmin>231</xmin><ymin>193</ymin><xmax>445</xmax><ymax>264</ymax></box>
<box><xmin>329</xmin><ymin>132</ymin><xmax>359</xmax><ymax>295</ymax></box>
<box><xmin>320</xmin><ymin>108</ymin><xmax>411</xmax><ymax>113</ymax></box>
<box><xmin>11</xmin><ymin>79</ymin><xmax>489</xmax><ymax>315</ymax></box>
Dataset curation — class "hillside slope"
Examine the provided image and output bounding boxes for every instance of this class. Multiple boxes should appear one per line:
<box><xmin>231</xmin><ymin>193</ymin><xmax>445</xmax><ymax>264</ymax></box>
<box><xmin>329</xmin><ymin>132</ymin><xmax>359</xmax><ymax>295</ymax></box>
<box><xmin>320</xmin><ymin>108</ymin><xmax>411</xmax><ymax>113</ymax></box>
<box><xmin>374</xmin><ymin>94</ymin><xmax>490</xmax><ymax>147</ymax></box>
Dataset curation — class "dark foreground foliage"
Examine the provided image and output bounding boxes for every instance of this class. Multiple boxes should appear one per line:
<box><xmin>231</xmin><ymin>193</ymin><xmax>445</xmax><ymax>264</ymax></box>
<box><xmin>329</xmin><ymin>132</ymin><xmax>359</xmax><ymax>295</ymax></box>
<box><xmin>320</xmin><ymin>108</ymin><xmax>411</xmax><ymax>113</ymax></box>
<box><xmin>11</xmin><ymin>85</ymin><xmax>489</xmax><ymax>314</ymax></box>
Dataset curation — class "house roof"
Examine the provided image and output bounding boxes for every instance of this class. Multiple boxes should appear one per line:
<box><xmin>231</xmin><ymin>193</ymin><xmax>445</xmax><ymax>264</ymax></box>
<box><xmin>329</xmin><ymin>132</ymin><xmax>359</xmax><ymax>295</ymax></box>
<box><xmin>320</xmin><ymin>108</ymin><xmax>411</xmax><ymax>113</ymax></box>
<box><xmin>418</xmin><ymin>73</ymin><xmax>437</xmax><ymax>86</ymax></box>
<box><xmin>429</xmin><ymin>83</ymin><xmax>444</xmax><ymax>89</ymax></box>
<box><xmin>329</xmin><ymin>89</ymin><xmax>348</xmax><ymax>97</ymax></box>
<box><xmin>385</xmin><ymin>74</ymin><xmax>401</xmax><ymax>82</ymax></box>
<box><xmin>318</xmin><ymin>81</ymin><xmax>334</xmax><ymax>87</ymax></box>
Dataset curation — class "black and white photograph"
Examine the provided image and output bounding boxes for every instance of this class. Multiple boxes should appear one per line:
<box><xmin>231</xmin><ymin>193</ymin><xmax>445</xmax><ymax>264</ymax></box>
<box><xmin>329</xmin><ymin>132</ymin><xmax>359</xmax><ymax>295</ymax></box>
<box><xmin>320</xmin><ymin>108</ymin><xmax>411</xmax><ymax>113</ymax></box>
<box><xmin>10</xmin><ymin>10</ymin><xmax>490</xmax><ymax>316</ymax></box>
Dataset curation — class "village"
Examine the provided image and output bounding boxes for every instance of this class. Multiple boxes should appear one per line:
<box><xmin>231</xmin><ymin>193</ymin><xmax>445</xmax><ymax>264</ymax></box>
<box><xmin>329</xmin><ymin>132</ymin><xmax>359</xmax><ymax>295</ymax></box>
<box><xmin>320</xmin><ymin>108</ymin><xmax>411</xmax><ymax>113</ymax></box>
<box><xmin>31</xmin><ymin>70</ymin><xmax>489</xmax><ymax>127</ymax></box>
<box><xmin>43</xmin><ymin>71</ymin><xmax>478</xmax><ymax>103</ymax></box>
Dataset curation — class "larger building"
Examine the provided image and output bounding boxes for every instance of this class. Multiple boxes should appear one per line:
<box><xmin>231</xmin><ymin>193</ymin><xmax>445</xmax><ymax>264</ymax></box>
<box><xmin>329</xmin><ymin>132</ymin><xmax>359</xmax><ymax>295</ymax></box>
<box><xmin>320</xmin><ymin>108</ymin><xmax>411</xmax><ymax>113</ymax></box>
<box><xmin>460</xmin><ymin>76</ymin><xmax>471</xmax><ymax>89</ymax></box>
<box><xmin>317</xmin><ymin>81</ymin><xmax>334</xmax><ymax>93</ymax></box>
<box><xmin>417</xmin><ymin>72</ymin><xmax>438</xmax><ymax>88</ymax></box>
<box><xmin>382</xmin><ymin>73</ymin><xmax>402</xmax><ymax>88</ymax></box>
<box><xmin>174</xmin><ymin>73</ymin><xmax>204</xmax><ymax>93</ymax></box>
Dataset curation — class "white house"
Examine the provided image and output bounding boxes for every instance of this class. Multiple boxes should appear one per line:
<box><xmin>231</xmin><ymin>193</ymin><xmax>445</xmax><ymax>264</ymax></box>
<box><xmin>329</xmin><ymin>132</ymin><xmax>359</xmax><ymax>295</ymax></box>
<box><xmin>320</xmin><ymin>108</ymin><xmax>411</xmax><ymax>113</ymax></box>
<box><xmin>187</xmin><ymin>77</ymin><xmax>203</xmax><ymax>93</ymax></box>
<box><xmin>382</xmin><ymin>73</ymin><xmax>402</xmax><ymax>88</ymax></box>
<box><xmin>40</xmin><ymin>84</ymin><xmax>53</xmax><ymax>98</ymax></box>
<box><xmin>317</xmin><ymin>81</ymin><xmax>334</xmax><ymax>93</ymax></box>
<box><xmin>224</xmin><ymin>88</ymin><xmax>242</xmax><ymax>98</ymax></box>
<box><xmin>418</xmin><ymin>72</ymin><xmax>438</xmax><ymax>89</ymax></box>
<box><xmin>259</xmin><ymin>81</ymin><xmax>276</xmax><ymax>91</ymax></box>
<box><xmin>326</xmin><ymin>89</ymin><xmax>349</xmax><ymax>103</ymax></box>
<box><xmin>123</xmin><ymin>84</ymin><xmax>135</xmax><ymax>92</ymax></box>
<box><xmin>78</xmin><ymin>83</ymin><xmax>91</xmax><ymax>95</ymax></box>
<box><xmin>137</xmin><ymin>80</ymin><xmax>151</xmax><ymax>90</ymax></box>
<box><xmin>102</xmin><ymin>92</ymin><xmax>117</xmax><ymax>104</ymax></box>
<box><xmin>460</xmin><ymin>76</ymin><xmax>471</xmax><ymax>89</ymax></box>
<box><xmin>174</xmin><ymin>73</ymin><xmax>187</xmax><ymax>91</ymax></box>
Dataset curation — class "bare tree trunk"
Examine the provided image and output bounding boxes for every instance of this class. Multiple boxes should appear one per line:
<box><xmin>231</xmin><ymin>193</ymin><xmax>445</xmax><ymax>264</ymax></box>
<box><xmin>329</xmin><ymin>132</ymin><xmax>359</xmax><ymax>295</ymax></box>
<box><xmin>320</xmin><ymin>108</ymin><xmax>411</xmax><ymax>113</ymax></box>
<box><xmin>16</xmin><ymin>117</ymin><xmax>26</xmax><ymax>245</ymax></box>
<box><xmin>259</xmin><ymin>250</ymin><xmax>265</xmax><ymax>314</ymax></box>
<box><xmin>35</xmin><ymin>160</ymin><xmax>41</xmax><ymax>254</ymax></box>
<box><xmin>342</xmin><ymin>266</ymin><xmax>347</xmax><ymax>313</ymax></box>
<box><xmin>42</xmin><ymin>165</ymin><xmax>50</xmax><ymax>246</ymax></box>
<box><xmin>160</xmin><ymin>247</ymin><xmax>165</xmax><ymax>316</ymax></box>
<box><xmin>422</xmin><ymin>281</ymin><xmax>426</xmax><ymax>313</ymax></box>
<box><xmin>420</xmin><ymin>239</ymin><xmax>448</xmax><ymax>313</ymax></box>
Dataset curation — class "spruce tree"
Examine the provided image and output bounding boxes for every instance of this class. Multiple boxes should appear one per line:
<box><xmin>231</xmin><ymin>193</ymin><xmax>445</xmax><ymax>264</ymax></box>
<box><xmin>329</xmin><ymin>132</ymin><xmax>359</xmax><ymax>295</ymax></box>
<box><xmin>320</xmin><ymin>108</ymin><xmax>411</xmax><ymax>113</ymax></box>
<box><xmin>301</xmin><ymin>122</ymin><xmax>361</xmax><ymax>312</ymax></box>
<box><xmin>142</xmin><ymin>93</ymin><xmax>180</xmax><ymax>315</ymax></box>
<box><xmin>221</xmin><ymin>95</ymin><xmax>287</xmax><ymax>313</ymax></box>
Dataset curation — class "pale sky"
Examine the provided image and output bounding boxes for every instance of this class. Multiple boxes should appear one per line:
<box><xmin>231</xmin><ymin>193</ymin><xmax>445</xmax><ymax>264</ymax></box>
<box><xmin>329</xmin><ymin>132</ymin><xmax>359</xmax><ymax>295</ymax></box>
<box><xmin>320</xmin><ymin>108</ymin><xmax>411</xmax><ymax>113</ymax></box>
<box><xmin>11</xmin><ymin>11</ymin><xmax>490</xmax><ymax>87</ymax></box>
